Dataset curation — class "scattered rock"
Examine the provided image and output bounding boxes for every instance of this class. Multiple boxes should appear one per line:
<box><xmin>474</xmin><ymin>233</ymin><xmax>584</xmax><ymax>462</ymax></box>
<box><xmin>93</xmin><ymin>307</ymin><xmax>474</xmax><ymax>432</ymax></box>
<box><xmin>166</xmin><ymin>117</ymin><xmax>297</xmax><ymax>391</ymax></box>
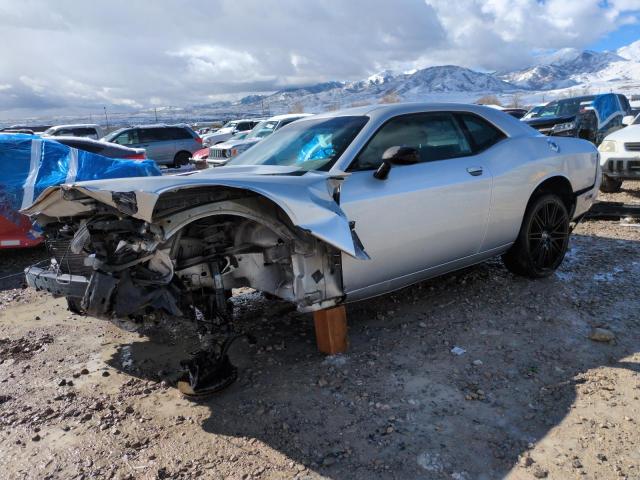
<box><xmin>532</xmin><ymin>466</ymin><xmax>548</xmax><ymax>478</ymax></box>
<box><xmin>589</xmin><ymin>328</ymin><xmax>615</xmax><ymax>343</ymax></box>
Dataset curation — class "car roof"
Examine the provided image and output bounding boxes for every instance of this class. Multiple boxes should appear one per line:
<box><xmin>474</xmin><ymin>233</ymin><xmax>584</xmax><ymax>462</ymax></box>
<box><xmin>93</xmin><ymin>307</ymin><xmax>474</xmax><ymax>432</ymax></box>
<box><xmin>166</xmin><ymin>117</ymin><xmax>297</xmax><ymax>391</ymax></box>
<box><xmin>128</xmin><ymin>123</ymin><xmax>190</xmax><ymax>129</ymax></box>
<box><xmin>49</xmin><ymin>124</ymin><xmax>100</xmax><ymax>129</ymax></box>
<box><xmin>301</xmin><ymin>102</ymin><xmax>537</xmax><ymax>139</ymax></box>
<box><xmin>266</xmin><ymin>113</ymin><xmax>313</xmax><ymax>121</ymax></box>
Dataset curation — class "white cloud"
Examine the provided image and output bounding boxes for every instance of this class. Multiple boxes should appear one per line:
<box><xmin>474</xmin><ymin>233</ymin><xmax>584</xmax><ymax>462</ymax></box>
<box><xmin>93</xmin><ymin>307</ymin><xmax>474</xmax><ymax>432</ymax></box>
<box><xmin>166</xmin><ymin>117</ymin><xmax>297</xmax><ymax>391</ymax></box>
<box><xmin>0</xmin><ymin>0</ymin><xmax>638</xmax><ymax>118</ymax></box>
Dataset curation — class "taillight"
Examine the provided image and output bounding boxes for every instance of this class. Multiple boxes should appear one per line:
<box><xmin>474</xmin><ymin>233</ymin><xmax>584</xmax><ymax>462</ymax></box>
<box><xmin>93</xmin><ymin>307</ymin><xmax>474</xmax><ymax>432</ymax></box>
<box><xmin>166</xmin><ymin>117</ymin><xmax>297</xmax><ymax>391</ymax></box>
<box><xmin>195</xmin><ymin>136</ymin><xmax>203</xmax><ymax>144</ymax></box>
<box><xmin>125</xmin><ymin>153</ymin><xmax>146</xmax><ymax>160</ymax></box>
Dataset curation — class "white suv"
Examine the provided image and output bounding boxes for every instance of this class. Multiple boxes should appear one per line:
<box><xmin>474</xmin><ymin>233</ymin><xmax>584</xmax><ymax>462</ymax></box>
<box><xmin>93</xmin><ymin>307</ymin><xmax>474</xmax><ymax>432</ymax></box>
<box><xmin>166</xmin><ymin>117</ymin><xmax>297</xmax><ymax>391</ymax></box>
<box><xmin>207</xmin><ymin>114</ymin><xmax>312</xmax><ymax>166</ymax></box>
<box><xmin>598</xmin><ymin>114</ymin><xmax>640</xmax><ymax>192</ymax></box>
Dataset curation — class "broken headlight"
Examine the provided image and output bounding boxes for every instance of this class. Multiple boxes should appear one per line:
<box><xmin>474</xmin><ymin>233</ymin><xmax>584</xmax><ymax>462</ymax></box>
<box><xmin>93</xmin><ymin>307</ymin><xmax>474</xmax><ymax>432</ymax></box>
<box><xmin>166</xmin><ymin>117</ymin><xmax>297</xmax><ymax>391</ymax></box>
<box><xmin>552</xmin><ymin>121</ymin><xmax>576</xmax><ymax>133</ymax></box>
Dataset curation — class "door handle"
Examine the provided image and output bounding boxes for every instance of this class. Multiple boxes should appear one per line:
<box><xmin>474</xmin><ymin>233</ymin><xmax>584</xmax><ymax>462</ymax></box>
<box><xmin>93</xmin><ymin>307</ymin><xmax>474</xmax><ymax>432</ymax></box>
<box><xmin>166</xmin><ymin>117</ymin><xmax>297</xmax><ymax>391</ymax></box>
<box><xmin>466</xmin><ymin>166</ymin><xmax>483</xmax><ymax>176</ymax></box>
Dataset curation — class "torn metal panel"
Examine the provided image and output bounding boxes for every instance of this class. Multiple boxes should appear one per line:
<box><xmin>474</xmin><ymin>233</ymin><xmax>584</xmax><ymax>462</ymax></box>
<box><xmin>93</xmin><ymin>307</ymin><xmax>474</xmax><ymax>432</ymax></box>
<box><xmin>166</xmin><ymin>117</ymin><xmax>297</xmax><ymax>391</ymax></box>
<box><xmin>23</xmin><ymin>166</ymin><xmax>369</xmax><ymax>260</ymax></box>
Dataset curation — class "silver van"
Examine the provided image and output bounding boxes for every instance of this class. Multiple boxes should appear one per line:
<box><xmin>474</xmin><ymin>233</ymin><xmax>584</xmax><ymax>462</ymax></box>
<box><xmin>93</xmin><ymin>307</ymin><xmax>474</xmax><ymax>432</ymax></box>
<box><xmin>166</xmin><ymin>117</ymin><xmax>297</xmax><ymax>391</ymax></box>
<box><xmin>102</xmin><ymin>124</ymin><xmax>202</xmax><ymax>167</ymax></box>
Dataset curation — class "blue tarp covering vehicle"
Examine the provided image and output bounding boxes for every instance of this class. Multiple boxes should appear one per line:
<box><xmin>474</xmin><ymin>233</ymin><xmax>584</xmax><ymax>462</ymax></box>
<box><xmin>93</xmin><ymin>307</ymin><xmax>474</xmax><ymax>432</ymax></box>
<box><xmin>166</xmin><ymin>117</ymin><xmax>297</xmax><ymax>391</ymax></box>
<box><xmin>0</xmin><ymin>134</ymin><xmax>161</xmax><ymax>248</ymax></box>
<box><xmin>523</xmin><ymin>93</ymin><xmax>633</xmax><ymax>145</ymax></box>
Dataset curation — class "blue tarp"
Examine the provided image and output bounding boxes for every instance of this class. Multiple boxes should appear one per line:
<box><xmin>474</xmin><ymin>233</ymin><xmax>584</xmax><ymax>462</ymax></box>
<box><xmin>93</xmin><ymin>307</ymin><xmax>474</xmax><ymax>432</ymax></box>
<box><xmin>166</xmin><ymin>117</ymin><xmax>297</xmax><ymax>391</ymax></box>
<box><xmin>1</xmin><ymin>133</ymin><xmax>161</xmax><ymax>213</ymax></box>
<box><xmin>588</xmin><ymin>93</ymin><xmax>622</xmax><ymax>128</ymax></box>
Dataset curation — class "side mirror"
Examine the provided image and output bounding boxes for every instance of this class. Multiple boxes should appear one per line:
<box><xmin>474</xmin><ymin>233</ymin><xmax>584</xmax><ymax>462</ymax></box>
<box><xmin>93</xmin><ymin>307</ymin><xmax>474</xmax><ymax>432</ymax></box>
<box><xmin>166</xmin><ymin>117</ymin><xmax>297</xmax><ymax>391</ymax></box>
<box><xmin>373</xmin><ymin>146</ymin><xmax>420</xmax><ymax>180</ymax></box>
<box><xmin>622</xmin><ymin>115</ymin><xmax>635</xmax><ymax>126</ymax></box>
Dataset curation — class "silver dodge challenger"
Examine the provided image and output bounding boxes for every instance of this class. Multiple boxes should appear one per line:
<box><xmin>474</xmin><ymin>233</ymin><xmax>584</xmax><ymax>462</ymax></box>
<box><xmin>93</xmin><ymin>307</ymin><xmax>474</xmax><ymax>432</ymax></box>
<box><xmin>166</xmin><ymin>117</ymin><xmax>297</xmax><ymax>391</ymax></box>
<box><xmin>24</xmin><ymin>103</ymin><xmax>600</xmax><ymax>393</ymax></box>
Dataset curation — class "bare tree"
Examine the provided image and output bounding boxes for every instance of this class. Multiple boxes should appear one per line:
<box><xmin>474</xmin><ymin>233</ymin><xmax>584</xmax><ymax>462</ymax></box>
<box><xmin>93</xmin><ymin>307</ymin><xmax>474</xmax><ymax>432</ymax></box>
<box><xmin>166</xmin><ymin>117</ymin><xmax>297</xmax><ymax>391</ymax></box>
<box><xmin>379</xmin><ymin>92</ymin><xmax>401</xmax><ymax>104</ymax></box>
<box><xmin>350</xmin><ymin>100</ymin><xmax>372</xmax><ymax>108</ymax></box>
<box><xmin>288</xmin><ymin>101</ymin><xmax>305</xmax><ymax>114</ymax></box>
<box><xmin>475</xmin><ymin>95</ymin><xmax>502</xmax><ymax>106</ymax></box>
<box><xmin>507</xmin><ymin>92</ymin><xmax>522</xmax><ymax>108</ymax></box>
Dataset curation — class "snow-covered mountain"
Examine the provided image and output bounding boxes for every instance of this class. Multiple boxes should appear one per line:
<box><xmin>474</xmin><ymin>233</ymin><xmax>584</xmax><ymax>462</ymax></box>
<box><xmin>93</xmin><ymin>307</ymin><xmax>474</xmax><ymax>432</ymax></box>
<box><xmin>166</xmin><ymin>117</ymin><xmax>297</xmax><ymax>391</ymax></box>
<box><xmin>499</xmin><ymin>49</ymin><xmax>627</xmax><ymax>90</ymax></box>
<box><xmin>190</xmin><ymin>41</ymin><xmax>640</xmax><ymax>117</ymax></box>
<box><xmin>231</xmin><ymin>65</ymin><xmax>519</xmax><ymax>114</ymax></box>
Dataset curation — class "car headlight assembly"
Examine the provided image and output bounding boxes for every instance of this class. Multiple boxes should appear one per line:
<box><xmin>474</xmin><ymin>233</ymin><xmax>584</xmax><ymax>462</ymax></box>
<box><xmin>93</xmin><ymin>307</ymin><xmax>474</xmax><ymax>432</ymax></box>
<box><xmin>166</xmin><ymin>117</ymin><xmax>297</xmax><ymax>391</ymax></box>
<box><xmin>552</xmin><ymin>121</ymin><xmax>576</xmax><ymax>133</ymax></box>
<box><xmin>598</xmin><ymin>140</ymin><xmax>617</xmax><ymax>153</ymax></box>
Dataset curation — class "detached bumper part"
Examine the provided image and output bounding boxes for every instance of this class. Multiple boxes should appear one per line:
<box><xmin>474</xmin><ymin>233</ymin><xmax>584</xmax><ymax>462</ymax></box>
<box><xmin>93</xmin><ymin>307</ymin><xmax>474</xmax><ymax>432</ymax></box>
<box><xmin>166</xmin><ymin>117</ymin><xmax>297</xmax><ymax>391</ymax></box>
<box><xmin>24</xmin><ymin>266</ymin><xmax>89</xmax><ymax>298</ymax></box>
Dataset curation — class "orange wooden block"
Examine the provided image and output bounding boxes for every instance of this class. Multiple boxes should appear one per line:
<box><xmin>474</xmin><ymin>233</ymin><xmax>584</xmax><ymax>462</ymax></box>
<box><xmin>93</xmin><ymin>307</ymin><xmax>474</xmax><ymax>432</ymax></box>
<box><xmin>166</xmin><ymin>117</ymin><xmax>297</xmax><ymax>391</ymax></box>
<box><xmin>313</xmin><ymin>305</ymin><xmax>349</xmax><ymax>355</ymax></box>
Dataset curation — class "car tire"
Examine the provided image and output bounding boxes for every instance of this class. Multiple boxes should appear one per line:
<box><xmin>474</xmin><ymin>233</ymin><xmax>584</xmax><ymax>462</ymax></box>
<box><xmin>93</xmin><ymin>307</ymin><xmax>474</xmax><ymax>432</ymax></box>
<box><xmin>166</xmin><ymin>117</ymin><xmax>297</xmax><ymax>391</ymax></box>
<box><xmin>599</xmin><ymin>175</ymin><xmax>623</xmax><ymax>193</ymax></box>
<box><xmin>502</xmin><ymin>194</ymin><xmax>570</xmax><ymax>279</ymax></box>
<box><xmin>173</xmin><ymin>151</ymin><xmax>191</xmax><ymax>168</ymax></box>
<box><xmin>66</xmin><ymin>297</ymin><xmax>85</xmax><ymax>315</ymax></box>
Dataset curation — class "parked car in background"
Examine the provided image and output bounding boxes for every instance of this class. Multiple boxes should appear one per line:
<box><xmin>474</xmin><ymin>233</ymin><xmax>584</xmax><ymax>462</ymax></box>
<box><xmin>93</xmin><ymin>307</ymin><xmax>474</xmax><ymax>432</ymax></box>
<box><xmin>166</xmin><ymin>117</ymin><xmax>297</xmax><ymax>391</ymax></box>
<box><xmin>523</xmin><ymin>93</ymin><xmax>632</xmax><ymax>145</ymax></box>
<box><xmin>502</xmin><ymin>108</ymin><xmax>528</xmax><ymax>119</ymax></box>
<box><xmin>189</xmin><ymin>132</ymin><xmax>249</xmax><ymax>169</ymax></box>
<box><xmin>598</xmin><ymin>113</ymin><xmax>640</xmax><ymax>192</ymax></box>
<box><xmin>207</xmin><ymin>114</ymin><xmax>312</xmax><ymax>166</ymax></box>
<box><xmin>1</xmin><ymin>124</ymin><xmax>52</xmax><ymax>133</ymax></box>
<box><xmin>102</xmin><ymin>124</ymin><xmax>202</xmax><ymax>167</ymax></box>
<box><xmin>201</xmin><ymin>119</ymin><xmax>261</xmax><ymax>146</ymax></box>
<box><xmin>42</xmin><ymin>124</ymin><xmax>103</xmax><ymax>139</ymax></box>
<box><xmin>53</xmin><ymin>136</ymin><xmax>146</xmax><ymax>160</ymax></box>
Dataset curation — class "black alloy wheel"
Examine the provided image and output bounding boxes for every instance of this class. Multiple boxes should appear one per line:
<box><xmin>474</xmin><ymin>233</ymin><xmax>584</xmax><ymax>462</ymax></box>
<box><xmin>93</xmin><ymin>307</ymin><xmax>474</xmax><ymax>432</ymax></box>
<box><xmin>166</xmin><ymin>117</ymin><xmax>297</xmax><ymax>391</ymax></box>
<box><xmin>502</xmin><ymin>194</ymin><xmax>570</xmax><ymax>278</ymax></box>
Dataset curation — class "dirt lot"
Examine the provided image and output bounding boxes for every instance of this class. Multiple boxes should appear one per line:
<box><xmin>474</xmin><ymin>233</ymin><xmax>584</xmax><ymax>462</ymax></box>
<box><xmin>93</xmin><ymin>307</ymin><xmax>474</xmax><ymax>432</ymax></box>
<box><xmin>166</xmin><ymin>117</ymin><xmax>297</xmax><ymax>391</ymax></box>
<box><xmin>1</xmin><ymin>183</ymin><xmax>639</xmax><ymax>480</ymax></box>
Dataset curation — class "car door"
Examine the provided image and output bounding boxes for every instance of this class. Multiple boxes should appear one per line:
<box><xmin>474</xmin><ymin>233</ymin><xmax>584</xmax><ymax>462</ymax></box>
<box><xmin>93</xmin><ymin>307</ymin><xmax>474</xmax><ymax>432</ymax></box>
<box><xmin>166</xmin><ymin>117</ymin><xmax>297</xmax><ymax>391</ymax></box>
<box><xmin>139</xmin><ymin>128</ymin><xmax>175</xmax><ymax>165</ymax></box>
<box><xmin>339</xmin><ymin>112</ymin><xmax>493</xmax><ymax>298</ymax></box>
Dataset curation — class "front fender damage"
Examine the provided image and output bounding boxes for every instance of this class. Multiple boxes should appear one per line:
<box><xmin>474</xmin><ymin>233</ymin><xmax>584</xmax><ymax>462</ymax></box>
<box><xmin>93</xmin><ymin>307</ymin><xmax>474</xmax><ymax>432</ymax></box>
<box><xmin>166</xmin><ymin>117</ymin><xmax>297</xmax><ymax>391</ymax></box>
<box><xmin>24</xmin><ymin>173</ymin><xmax>369</xmax><ymax>320</ymax></box>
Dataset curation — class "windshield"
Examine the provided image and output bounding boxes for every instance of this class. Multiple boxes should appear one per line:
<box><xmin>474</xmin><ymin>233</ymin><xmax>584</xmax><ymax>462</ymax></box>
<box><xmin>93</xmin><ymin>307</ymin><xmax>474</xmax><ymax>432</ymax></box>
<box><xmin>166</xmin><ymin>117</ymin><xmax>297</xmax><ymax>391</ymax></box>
<box><xmin>222</xmin><ymin>121</ymin><xmax>238</xmax><ymax>129</ymax></box>
<box><xmin>43</xmin><ymin>127</ymin><xmax>56</xmax><ymax>135</ymax></box>
<box><xmin>246</xmin><ymin>120</ymin><xmax>278</xmax><ymax>140</ymax></box>
<box><xmin>227</xmin><ymin>116</ymin><xmax>368</xmax><ymax>171</ymax></box>
<box><xmin>102</xmin><ymin>128</ymin><xmax>127</xmax><ymax>142</ymax></box>
<box><xmin>537</xmin><ymin>96</ymin><xmax>595</xmax><ymax>118</ymax></box>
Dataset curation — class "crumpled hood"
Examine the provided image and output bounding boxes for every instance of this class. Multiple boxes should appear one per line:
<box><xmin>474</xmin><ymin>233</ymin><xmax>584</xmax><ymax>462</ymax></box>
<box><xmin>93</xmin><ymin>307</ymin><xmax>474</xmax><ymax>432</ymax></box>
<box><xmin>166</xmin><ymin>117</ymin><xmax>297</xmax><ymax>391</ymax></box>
<box><xmin>23</xmin><ymin>166</ymin><xmax>369</xmax><ymax>260</ymax></box>
<box><xmin>523</xmin><ymin>114</ymin><xmax>576</xmax><ymax>129</ymax></box>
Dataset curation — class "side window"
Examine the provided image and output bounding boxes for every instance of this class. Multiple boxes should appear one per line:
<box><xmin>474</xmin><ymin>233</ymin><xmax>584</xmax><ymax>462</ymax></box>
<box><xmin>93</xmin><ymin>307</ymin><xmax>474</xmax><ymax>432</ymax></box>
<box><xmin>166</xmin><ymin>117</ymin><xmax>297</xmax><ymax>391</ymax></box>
<box><xmin>278</xmin><ymin>118</ymin><xmax>296</xmax><ymax>129</ymax></box>
<box><xmin>74</xmin><ymin>128</ymin><xmax>97</xmax><ymax>137</ymax></box>
<box><xmin>352</xmin><ymin>113</ymin><xmax>471</xmax><ymax>170</ymax></box>
<box><xmin>113</xmin><ymin>129</ymin><xmax>139</xmax><ymax>146</ymax></box>
<box><xmin>236</xmin><ymin>122</ymin><xmax>251</xmax><ymax>131</ymax></box>
<box><xmin>140</xmin><ymin>128</ymin><xmax>168</xmax><ymax>142</ymax></box>
<box><xmin>169</xmin><ymin>127</ymin><xmax>192</xmax><ymax>140</ymax></box>
<box><xmin>56</xmin><ymin>129</ymin><xmax>72</xmax><ymax>136</ymax></box>
<box><xmin>457</xmin><ymin>114</ymin><xmax>506</xmax><ymax>153</ymax></box>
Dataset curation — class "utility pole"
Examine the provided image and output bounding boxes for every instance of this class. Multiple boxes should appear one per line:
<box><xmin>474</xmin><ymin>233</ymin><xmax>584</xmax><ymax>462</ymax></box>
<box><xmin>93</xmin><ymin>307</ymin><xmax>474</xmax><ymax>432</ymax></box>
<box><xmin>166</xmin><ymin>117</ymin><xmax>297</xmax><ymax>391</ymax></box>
<box><xmin>103</xmin><ymin>107</ymin><xmax>109</xmax><ymax>130</ymax></box>
<box><xmin>154</xmin><ymin>107</ymin><xmax>158</xmax><ymax>123</ymax></box>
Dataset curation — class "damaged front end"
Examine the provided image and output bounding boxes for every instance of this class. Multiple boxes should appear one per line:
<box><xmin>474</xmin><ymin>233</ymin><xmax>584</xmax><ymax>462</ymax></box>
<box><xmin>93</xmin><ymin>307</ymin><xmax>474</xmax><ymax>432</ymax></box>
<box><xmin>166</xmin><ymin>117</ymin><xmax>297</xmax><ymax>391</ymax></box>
<box><xmin>24</xmin><ymin>173</ymin><xmax>366</xmax><ymax>323</ymax></box>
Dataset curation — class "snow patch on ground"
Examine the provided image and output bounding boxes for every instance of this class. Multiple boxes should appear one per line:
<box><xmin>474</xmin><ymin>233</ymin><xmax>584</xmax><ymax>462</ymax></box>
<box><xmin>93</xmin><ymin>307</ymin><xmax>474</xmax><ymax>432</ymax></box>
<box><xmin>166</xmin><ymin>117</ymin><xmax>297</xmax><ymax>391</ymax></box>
<box><xmin>593</xmin><ymin>266</ymin><xmax>624</xmax><ymax>282</ymax></box>
<box><xmin>417</xmin><ymin>452</ymin><xmax>445</xmax><ymax>472</ymax></box>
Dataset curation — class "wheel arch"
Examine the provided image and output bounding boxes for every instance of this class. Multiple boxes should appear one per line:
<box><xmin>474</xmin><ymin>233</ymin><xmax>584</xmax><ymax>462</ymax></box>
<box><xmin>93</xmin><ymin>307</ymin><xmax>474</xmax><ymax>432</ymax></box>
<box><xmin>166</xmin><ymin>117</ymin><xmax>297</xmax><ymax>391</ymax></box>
<box><xmin>174</xmin><ymin>150</ymin><xmax>192</xmax><ymax>160</ymax></box>
<box><xmin>529</xmin><ymin>175</ymin><xmax>575</xmax><ymax>217</ymax></box>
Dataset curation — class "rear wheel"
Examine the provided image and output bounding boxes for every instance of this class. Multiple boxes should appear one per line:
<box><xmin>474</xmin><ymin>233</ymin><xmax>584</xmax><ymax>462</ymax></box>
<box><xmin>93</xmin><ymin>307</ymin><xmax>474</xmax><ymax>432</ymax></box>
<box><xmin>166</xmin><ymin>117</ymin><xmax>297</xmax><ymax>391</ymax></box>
<box><xmin>599</xmin><ymin>174</ymin><xmax>623</xmax><ymax>193</ymax></box>
<box><xmin>173</xmin><ymin>151</ymin><xmax>191</xmax><ymax>168</ymax></box>
<box><xmin>502</xmin><ymin>194</ymin><xmax>570</xmax><ymax>278</ymax></box>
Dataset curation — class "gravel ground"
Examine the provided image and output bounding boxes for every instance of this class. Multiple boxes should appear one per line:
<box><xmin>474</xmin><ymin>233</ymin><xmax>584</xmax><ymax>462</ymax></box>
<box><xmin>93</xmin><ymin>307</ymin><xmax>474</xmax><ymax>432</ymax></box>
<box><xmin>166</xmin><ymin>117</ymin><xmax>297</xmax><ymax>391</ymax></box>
<box><xmin>0</xmin><ymin>182</ymin><xmax>639</xmax><ymax>480</ymax></box>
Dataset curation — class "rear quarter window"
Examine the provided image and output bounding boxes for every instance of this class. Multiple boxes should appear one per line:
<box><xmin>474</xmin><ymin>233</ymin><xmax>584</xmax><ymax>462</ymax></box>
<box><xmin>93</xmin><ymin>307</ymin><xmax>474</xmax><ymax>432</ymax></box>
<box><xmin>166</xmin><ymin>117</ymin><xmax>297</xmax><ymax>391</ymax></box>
<box><xmin>456</xmin><ymin>114</ymin><xmax>506</xmax><ymax>153</ymax></box>
<box><xmin>168</xmin><ymin>127</ymin><xmax>193</xmax><ymax>140</ymax></box>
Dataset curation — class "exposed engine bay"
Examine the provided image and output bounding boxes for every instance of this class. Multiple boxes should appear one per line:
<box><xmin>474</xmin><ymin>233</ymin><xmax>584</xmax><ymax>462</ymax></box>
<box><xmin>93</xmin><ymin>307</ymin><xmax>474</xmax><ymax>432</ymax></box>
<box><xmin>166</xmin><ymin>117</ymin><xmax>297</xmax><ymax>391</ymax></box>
<box><xmin>35</xmin><ymin>187</ymin><xmax>346</xmax><ymax>321</ymax></box>
<box><xmin>26</xmin><ymin>185</ymin><xmax>354</xmax><ymax>396</ymax></box>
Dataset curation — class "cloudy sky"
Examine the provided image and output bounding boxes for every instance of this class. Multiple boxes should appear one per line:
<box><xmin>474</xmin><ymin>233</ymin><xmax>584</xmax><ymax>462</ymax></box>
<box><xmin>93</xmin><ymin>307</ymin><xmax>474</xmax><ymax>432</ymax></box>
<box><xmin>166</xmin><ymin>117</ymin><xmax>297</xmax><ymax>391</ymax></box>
<box><xmin>0</xmin><ymin>0</ymin><xmax>639</xmax><ymax>119</ymax></box>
